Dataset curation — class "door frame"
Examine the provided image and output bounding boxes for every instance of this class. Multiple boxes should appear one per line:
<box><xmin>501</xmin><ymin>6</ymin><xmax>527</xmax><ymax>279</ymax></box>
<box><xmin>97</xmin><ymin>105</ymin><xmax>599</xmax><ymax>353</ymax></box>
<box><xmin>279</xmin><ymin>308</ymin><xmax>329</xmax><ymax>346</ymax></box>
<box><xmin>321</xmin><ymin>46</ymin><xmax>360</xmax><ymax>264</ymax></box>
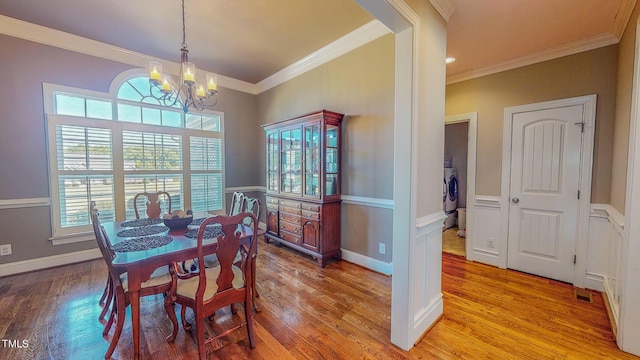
<box><xmin>499</xmin><ymin>95</ymin><xmax>596</xmax><ymax>287</ymax></box>
<box><xmin>445</xmin><ymin>113</ymin><xmax>477</xmax><ymax>260</ymax></box>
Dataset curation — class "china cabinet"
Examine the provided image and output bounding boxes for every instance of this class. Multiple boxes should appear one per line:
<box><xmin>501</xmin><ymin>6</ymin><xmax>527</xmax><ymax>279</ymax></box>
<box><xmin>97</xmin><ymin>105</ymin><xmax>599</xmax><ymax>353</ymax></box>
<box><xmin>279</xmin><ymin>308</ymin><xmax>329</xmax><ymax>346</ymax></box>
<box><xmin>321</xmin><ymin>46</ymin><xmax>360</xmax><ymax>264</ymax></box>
<box><xmin>261</xmin><ymin>110</ymin><xmax>343</xmax><ymax>267</ymax></box>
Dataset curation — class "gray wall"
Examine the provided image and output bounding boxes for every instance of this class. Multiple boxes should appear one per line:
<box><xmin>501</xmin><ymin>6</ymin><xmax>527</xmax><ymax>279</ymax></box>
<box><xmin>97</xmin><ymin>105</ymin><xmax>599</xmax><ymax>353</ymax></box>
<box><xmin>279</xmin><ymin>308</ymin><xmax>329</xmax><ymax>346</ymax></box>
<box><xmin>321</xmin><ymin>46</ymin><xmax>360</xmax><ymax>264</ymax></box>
<box><xmin>257</xmin><ymin>34</ymin><xmax>396</xmax><ymax>262</ymax></box>
<box><xmin>0</xmin><ymin>35</ymin><xmax>258</xmax><ymax>264</ymax></box>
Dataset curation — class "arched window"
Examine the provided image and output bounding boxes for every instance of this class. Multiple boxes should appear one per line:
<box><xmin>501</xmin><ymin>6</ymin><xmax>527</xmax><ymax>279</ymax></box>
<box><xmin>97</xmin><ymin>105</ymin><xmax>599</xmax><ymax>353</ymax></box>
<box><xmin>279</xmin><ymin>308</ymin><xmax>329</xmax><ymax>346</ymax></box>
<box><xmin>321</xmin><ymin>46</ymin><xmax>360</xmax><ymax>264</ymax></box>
<box><xmin>43</xmin><ymin>72</ymin><xmax>225</xmax><ymax>242</ymax></box>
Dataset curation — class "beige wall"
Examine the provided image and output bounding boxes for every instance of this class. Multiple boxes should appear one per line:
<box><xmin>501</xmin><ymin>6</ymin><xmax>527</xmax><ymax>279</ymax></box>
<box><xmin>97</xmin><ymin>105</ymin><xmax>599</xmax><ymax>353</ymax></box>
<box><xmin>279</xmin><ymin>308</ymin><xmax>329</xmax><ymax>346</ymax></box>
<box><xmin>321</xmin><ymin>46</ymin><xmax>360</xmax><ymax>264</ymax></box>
<box><xmin>406</xmin><ymin>0</ymin><xmax>448</xmax><ymax>217</ymax></box>
<box><xmin>257</xmin><ymin>34</ymin><xmax>395</xmax><ymax>261</ymax></box>
<box><xmin>611</xmin><ymin>4</ymin><xmax>640</xmax><ymax>214</ymax></box>
<box><xmin>445</xmin><ymin>45</ymin><xmax>618</xmax><ymax>203</ymax></box>
<box><xmin>0</xmin><ymin>35</ymin><xmax>258</xmax><ymax>264</ymax></box>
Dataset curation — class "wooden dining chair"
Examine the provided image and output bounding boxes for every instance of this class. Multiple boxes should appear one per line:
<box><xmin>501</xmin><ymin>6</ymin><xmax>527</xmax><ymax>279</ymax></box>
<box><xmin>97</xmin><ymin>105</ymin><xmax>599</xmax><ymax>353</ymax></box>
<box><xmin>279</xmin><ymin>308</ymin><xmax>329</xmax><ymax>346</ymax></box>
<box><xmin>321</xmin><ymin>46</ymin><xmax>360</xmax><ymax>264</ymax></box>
<box><xmin>228</xmin><ymin>191</ymin><xmax>246</xmax><ymax>216</ymax></box>
<box><xmin>242</xmin><ymin>197</ymin><xmax>261</xmax><ymax>301</ymax></box>
<box><xmin>202</xmin><ymin>196</ymin><xmax>261</xmax><ymax>308</ymax></box>
<box><xmin>201</xmin><ymin>191</ymin><xmax>246</xmax><ymax>268</ymax></box>
<box><xmin>133</xmin><ymin>191</ymin><xmax>171</xmax><ymax>219</ymax></box>
<box><xmin>93</xmin><ymin>201</ymin><xmax>114</xmax><ymax>323</ymax></box>
<box><xmin>90</xmin><ymin>202</ymin><xmax>172</xmax><ymax>359</ymax></box>
<box><xmin>164</xmin><ymin>212</ymin><xmax>258</xmax><ymax>359</ymax></box>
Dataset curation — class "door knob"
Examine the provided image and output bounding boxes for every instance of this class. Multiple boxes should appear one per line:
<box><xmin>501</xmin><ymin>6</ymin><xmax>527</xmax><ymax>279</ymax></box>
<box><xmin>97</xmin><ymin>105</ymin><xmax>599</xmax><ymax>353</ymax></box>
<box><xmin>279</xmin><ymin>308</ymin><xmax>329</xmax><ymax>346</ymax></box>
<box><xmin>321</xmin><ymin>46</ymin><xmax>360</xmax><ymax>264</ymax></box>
<box><xmin>512</xmin><ymin>197</ymin><xmax>520</xmax><ymax>203</ymax></box>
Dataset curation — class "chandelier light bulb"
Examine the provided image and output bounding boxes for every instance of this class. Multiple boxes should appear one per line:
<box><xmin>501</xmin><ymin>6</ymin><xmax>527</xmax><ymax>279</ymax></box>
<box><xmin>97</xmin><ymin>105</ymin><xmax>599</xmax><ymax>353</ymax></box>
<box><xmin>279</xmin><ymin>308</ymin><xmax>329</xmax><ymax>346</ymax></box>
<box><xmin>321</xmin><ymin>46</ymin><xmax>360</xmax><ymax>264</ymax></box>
<box><xmin>145</xmin><ymin>0</ymin><xmax>218</xmax><ymax>113</ymax></box>
<box><xmin>149</xmin><ymin>61</ymin><xmax>162</xmax><ymax>85</ymax></box>
<box><xmin>183</xmin><ymin>62</ymin><xmax>195</xmax><ymax>85</ymax></box>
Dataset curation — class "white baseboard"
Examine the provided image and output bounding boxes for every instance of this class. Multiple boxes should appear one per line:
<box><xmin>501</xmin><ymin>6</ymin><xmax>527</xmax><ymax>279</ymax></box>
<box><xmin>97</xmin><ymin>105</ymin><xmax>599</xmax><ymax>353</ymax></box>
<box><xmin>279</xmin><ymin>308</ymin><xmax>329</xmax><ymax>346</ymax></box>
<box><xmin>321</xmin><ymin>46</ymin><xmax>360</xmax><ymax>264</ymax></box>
<box><xmin>0</xmin><ymin>248</ymin><xmax>102</xmax><ymax>278</ymax></box>
<box><xmin>341</xmin><ymin>248</ymin><xmax>392</xmax><ymax>275</ymax></box>
<box><xmin>584</xmin><ymin>272</ymin><xmax>605</xmax><ymax>292</ymax></box>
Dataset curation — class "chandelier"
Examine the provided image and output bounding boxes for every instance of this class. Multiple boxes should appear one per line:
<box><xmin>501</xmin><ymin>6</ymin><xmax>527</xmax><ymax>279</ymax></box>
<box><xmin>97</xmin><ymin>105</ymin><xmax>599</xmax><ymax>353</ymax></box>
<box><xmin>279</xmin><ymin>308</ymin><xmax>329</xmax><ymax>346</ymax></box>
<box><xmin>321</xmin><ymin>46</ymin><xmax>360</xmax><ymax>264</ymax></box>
<box><xmin>147</xmin><ymin>0</ymin><xmax>218</xmax><ymax>113</ymax></box>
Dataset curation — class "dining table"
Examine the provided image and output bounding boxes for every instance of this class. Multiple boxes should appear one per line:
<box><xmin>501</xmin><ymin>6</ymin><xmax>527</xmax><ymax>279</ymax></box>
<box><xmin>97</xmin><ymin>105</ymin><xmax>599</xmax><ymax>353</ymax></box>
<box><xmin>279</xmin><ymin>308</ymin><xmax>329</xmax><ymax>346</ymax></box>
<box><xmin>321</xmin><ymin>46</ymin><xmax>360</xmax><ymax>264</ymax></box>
<box><xmin>103</xmin><ymin>216</ymin><xmax>259</xmax><ymax>360</ymax></box>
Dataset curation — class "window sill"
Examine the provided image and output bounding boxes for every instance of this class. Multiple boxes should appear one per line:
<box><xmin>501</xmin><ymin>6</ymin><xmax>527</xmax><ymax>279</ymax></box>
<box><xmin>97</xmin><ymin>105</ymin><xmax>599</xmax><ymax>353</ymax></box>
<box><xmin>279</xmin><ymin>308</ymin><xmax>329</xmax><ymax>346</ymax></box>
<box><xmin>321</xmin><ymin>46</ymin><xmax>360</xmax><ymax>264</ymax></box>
<box><xmin>49</xmin><ymin>231</ymin><xmax>95</xmax><ymax>246</ymax></box>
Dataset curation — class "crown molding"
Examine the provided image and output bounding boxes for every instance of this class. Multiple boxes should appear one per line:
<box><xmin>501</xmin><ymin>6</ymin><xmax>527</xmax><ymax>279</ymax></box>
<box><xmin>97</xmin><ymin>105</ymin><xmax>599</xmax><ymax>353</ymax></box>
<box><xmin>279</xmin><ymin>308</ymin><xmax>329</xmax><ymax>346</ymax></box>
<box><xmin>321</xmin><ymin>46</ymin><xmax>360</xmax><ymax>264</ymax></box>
<box><xmin>429</xmin><ymin>0</ymin><xmax>456</xmax><ymax>22</ymax></box>
<box><xmin>446</xmin><ymin>32</ymin><xmax>620</xmax><ymax>84</ymax></box>
<box><xmin>0</xmin><ymin>15</ymin><xmax>256</xmax><ymax>94</ymax></box>
<box><xmin>256</xmin><ymin>19</ymin><xmax>391</xmax><ymax>94</ymax></box>
<box><xmin>613</xmin><ymin>0</ymin><xmax>638</xmax><ymax>39</ymax></box>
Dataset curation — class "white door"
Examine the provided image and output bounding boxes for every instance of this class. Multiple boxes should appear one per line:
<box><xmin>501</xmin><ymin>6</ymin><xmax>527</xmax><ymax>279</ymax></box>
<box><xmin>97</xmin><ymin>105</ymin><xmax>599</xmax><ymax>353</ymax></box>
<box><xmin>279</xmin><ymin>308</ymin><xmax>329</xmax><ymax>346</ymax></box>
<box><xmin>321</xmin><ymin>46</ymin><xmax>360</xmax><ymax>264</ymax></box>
<box><xmin>507</xmin><ymin>105</ymin><xmax>583</xmax><ymax>283</ymax></box>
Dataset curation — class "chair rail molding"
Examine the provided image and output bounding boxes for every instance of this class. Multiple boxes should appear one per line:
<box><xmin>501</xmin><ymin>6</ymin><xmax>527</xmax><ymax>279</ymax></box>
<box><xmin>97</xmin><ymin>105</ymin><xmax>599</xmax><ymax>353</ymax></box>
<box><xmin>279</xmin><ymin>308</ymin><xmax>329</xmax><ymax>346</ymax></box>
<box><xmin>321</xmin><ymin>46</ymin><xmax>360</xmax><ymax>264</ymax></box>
<box><xmin>0</xmin><ymin>197</ymin><xmax>50</xmax><ymax>210</ymax></box>
<box><xmin>225</xmin><ymin>186</ymin><xmax>266</xmax><ymax>194</ymax></box>
<box><xmin>341</xmin><ymin>195</ymin><xmax>394</xmax><ymax>209</ymax></box>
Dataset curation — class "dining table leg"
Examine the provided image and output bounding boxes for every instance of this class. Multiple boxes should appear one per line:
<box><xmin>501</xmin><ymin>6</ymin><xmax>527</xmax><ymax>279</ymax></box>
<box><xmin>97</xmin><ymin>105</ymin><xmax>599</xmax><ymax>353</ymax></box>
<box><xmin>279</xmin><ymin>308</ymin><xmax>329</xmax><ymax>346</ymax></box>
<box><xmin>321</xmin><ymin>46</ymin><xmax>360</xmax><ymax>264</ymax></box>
<box><xmin>130</xmin><ymin>289</ymin><xmax>141</xmax><ymax>360</ymax></box>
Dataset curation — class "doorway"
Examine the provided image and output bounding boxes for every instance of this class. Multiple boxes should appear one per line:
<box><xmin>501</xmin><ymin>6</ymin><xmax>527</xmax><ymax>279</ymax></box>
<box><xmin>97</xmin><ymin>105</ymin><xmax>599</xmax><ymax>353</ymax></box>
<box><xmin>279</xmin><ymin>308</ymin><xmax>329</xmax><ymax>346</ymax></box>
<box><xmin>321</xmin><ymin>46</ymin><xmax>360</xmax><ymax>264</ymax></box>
<box><xmin>444</xmin><ymin>113</ymin><xmax>477</xmax><ymax>260</ymax></box>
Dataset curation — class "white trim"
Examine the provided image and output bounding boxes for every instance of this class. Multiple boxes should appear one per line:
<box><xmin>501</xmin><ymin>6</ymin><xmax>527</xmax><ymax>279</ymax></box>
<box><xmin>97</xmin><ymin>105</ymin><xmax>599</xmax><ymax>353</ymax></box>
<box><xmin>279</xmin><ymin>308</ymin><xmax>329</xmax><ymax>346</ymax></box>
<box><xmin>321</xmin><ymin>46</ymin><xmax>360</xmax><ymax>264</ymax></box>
<box><xmin>500</xmin><ymin>95</ymin><xmax>597</xmax><ymax>282</ymax></box>
<box><xmin>619</xmin><ymin>17</ymin><xmax>640</xmax><ymax>356</ymax></box>
<box><xmin>225</xmin><ymin>186</ymin><xmax>266</xmax><ymax>193</ymax></box>
<box><xmin>49</xmin><ymin>232</ymin><xmax>95</xmax><ymax>246</ymax></box>
<box><xmin>341</xmin><ymin>195</ymin><xmax>394</xmax><ymax>209</ymax></box>
<box><xmin>428</xmin><ymin>0</ymin><xmax>456</xmax><ymax>22</ymax></box>
<box><xmin>353</xmin><ymin>0</ymin><xmax>420</xmax><ymax>351</ymax></box>
<box><xmin>469</xmin><ymin>195</ymin><xmax>502</xmax><ymax>266</ymax></box>
<box><xmin>256</xmin><ymin>20</ymin><xmax>391</xmax><ymax>93</ymax></box>
<box><xmin>446</xmin><ymin>112</ymin><xmax>477</xmax><ymax>262</ymax></box>
<box><xmin>589</xmin><ymin>203</ymin><xmax>625</xmax><ymax>333</ymax></box>
<box><xmin>474</xmin><ymin>195</ymin><xmax>501</xmax><ymax>208</ymax></box>
<box><xmin>584</xmin><ymin>272</ymin><xmax>605</xmax><ymax>290</ymax></box>
<box><xmin>612</xmin><ymin>0</ymin><xmax>638</xmax><ymax>40</ymax></box>
<box><xmin>0</xmin><ymin>15</ymin><xmax>256</xmax><ymax>94</ymax></box>
<box><xmin>591</xmin><ymin>203</ymin><xmax>625</xmax><ymax>229</ymax></box>
<box><xmin>0</xmin><ymin>198</ymin><xmax>50</xmax><ymax>210</ymax></box>
<box><xmin>0</xmin><ymin>14</ymin><xmax>397</xmax><ymax>96</ymax></box>
<box><xmin>447</xmin><ymin>33</ymin><xmax>619</xmax><ymax>84</ymax></box>
<box><xmin>416</xmin><ymin>211</ymin><xmax>447</xmax><ymax>235</ymax></box>
<box><xmin>0</xmin><ymin>248</ymin><xmax>102</xmax><ymax>278</ymax></box>
<box><xmin>341</xmin><ymin>249</ymin><xmax>393</xmax><ymax>276</ymax></box>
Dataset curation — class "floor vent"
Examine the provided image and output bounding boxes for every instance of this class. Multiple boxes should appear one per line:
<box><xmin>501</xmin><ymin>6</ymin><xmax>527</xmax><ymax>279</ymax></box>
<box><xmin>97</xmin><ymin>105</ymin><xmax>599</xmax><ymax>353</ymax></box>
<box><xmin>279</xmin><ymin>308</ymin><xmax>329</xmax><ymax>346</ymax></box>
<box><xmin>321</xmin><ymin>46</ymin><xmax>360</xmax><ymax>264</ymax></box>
<box><xmin>574</xmin><ymin>288</ymin><xmax>593</xmax><ymax>303</ymax></box>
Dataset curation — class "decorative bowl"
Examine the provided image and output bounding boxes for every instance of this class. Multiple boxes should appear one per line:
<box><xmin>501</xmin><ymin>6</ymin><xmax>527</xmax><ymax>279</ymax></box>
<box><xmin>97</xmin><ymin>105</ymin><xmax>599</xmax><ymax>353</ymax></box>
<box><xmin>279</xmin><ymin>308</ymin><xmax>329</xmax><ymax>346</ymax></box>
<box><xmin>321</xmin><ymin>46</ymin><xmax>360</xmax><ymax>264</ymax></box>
<box><xmin>163</xmin><ymin>216</ymin><xmax>193</xmax><ymax>230</ymax></box>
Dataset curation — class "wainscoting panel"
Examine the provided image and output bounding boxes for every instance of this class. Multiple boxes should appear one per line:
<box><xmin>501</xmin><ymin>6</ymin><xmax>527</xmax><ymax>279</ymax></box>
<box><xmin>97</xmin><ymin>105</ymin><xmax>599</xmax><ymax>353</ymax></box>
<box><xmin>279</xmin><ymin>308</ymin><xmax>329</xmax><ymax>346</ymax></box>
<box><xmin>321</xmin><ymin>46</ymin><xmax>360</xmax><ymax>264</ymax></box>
<box><xmin>470</xmin><ymin>196</ymin><xmax>502</xmax><ymax>267</ymax></box>
<box><xmin>413</xmin><ymin>211</ymin><xmax>446</xmax><ymax>339</ymax></box>
<box><xmin>590</xmin><ymin>204</ymin><xmax>625</xmax><ymax>334</ymax></box>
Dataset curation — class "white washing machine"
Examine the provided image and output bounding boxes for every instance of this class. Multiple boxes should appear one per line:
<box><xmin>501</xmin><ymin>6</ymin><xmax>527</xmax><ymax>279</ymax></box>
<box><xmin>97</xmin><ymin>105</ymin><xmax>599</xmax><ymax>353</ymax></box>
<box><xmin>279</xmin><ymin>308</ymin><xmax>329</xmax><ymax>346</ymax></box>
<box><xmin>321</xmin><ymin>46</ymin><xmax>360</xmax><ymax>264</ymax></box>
<box><xmin>443</xmin><ymin>167</ymin><xmax>458</xmax><ymax>229</ymax></box>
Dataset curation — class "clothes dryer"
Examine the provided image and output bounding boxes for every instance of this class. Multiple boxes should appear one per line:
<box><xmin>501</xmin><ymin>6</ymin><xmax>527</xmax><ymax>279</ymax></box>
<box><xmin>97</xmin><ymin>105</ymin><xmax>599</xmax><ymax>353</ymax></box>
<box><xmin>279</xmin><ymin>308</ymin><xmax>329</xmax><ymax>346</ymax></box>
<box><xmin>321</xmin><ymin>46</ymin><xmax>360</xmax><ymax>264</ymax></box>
<box><xmin>443</xmin><ymin>167</ymin><xmax>458</xmax><ymax>228</ymax></box>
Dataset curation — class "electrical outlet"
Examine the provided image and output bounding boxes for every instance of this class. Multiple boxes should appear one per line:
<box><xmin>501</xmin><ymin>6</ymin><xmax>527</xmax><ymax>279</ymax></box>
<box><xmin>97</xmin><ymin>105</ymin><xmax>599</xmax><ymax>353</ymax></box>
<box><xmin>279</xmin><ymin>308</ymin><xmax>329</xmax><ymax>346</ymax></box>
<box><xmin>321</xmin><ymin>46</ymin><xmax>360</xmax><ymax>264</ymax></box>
<box><xmin>0</xmin><ymin>244</ymin><xmax>12</xmax><ymax>256</ymax></box>
<box><xmin>487</xmin><ymin>238</ymin><xmax>495</xmax><ymax>249</ymax></box>
<box><xmin>379</xmin><ymin>243</ymin><xmax>386</xmax><ymax>255</ymax></box>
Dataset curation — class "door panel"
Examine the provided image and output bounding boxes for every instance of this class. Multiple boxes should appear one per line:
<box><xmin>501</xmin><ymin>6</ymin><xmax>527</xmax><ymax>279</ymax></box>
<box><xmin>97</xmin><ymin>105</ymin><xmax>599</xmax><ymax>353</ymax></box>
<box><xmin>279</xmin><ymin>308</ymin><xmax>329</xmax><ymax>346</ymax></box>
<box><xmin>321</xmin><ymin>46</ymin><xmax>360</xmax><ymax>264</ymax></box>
<box><xmin>507</xmin><ymin>105</ymin><xmax>582</xmax><ymax>283</ymax></box>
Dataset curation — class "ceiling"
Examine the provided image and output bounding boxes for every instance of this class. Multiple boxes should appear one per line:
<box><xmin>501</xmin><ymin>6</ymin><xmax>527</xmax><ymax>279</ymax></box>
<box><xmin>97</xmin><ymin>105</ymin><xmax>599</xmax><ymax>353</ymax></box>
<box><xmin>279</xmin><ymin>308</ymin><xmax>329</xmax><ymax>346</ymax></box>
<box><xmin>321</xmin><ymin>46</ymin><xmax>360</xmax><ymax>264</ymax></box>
<box><xmin>0</xmin><ymin>0</ymin><xmax>634</xmax><ymax>85</ymax></box>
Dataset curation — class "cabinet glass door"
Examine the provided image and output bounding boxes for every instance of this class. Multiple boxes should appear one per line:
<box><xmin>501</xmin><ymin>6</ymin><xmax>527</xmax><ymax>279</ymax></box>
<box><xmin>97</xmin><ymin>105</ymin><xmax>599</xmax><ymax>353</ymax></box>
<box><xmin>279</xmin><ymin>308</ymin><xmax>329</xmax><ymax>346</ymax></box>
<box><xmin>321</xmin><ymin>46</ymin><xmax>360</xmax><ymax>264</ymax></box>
<box><xmin>280</xmin><ymin>128</ymin><xmax>302</xmax><ymax>194</ymax></box>
<box><xmin>303</xmin><ymin>124</ymin><xmax>320</xmax><ymax>198</ymax></box>
<box><xmin>266</xmin><ymin>131</ymin><xmax>279</xmax><ymax>192</ymax></box>
<box><xmin>325</xmin><ymin>125</ymin><xmax>339</xmax><ymax>196</ymax></box>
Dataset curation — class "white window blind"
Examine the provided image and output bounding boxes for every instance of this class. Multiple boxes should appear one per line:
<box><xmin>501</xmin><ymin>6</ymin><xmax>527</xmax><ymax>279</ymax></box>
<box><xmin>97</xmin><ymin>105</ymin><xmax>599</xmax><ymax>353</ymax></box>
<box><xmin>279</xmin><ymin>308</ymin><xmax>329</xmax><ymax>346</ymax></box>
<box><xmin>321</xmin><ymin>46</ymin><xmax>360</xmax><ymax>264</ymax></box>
<box><xmin>44</xmin><ymin>75</ymin><xmax>225</xmax><ymax>241</ymax></box>
<box><xmin>190</xmin><ymin>136</ymin><xmax>223</xmax><ymax>212</ymax></box>
<box><xmin>55</xmin><ymin>125</ymin><xmax>115</xmax><ymax>227</ymax></box>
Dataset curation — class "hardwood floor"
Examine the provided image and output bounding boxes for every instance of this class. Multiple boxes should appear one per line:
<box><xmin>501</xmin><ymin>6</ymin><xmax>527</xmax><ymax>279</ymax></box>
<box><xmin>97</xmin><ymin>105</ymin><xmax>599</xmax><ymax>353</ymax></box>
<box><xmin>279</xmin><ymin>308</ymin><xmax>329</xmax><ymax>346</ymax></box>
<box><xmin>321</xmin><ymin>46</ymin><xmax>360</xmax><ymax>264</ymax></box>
<box><xmin>0</xmin><ymin>242</ymin><xmax>636</xmax><ymax>359</ymax></box>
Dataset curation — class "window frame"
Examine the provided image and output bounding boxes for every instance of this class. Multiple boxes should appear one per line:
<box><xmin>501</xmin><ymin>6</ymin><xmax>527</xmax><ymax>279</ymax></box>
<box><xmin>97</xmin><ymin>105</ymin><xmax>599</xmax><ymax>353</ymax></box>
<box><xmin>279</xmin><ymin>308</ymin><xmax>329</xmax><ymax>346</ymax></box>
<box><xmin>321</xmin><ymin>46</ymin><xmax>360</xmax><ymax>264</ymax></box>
<box><xmin>43</xmin><ymin>72</ymin><xmax>226</xmax><ymax>243</ymax></box>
